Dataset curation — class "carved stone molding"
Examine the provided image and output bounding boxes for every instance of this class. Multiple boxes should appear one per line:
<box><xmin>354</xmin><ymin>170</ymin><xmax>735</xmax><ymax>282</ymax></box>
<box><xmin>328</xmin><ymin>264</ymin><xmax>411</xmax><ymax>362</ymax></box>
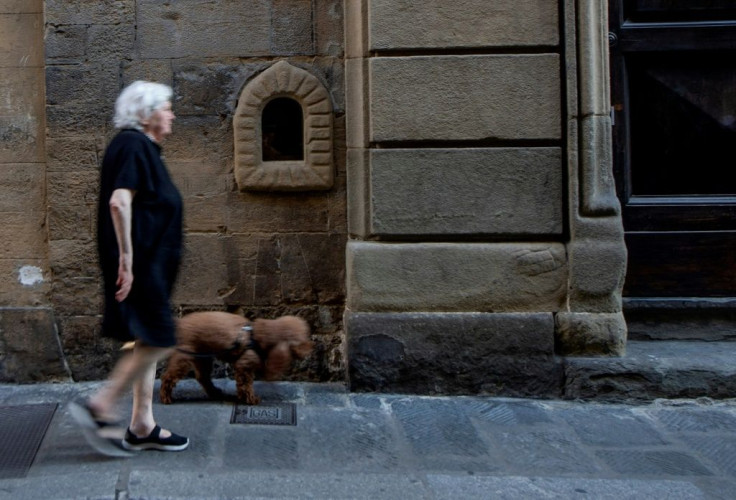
<box><xmin>577</xmin><ymin>0</ymin><xmax>620</xmax><ymax>216</ymax></box>
<box><xmin>234</xmin><ymin>61</ymin><xmax>334</xmax><ymax>191</ymax></box>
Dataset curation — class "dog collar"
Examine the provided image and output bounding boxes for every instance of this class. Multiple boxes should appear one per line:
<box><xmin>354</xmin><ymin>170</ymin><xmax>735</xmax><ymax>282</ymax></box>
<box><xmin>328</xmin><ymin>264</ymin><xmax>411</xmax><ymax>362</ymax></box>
<box><xmin>240</xmin><ymin>324</ymin><xmax>268</xmax><ymax>361</ymax></box>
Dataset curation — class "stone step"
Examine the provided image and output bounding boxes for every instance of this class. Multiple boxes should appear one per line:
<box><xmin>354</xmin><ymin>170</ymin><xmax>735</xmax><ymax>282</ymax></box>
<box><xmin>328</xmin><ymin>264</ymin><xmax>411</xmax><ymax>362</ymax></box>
<box><xmin>563</xmin><ymin>340</ymin><xmax>736</xmax><ymax>402</ymax></box>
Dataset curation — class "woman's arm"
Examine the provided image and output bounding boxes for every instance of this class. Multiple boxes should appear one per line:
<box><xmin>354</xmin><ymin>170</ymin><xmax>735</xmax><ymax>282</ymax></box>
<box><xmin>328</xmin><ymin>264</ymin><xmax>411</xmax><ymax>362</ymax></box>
<box><xmin>109</xmin><ymin>188</ymin><xmax>136</xmax><ymax>302</ymax></box>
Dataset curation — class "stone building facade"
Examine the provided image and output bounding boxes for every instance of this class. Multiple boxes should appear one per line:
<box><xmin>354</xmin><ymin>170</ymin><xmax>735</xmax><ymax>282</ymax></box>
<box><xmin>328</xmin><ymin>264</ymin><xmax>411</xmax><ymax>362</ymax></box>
<box><xmin>0</xmin><ymin>0</ymin><xmax>626</xmax><ymax>397</ymax></box>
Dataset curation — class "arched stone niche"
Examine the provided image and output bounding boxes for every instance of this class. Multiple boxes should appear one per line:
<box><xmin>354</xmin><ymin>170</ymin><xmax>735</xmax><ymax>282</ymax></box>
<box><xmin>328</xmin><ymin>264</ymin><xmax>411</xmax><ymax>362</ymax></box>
<box><xmin>234</xmin><ymin>61</ymin><xmax>334</xmax><ymax>191</ymax></box>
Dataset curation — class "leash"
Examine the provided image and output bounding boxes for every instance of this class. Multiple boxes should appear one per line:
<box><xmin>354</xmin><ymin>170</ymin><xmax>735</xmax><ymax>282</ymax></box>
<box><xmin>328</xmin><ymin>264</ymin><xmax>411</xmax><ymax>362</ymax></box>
<box><xmin>174</xmin><ymin>325</ymin><xmax>264</xmax><ymax>359</ymax></box>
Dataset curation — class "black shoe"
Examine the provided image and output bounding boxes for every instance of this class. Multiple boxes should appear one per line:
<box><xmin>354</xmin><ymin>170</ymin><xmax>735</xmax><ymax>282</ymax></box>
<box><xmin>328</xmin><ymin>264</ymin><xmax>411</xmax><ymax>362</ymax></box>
<box><xmin>122</xmin><ymin>425</ymin><xmax>189</xmax><ymax>452</ymax></box>
<box><xmin>68</xmin><ymin>401</ymin><xmax>132</xmax><ymax>458</ymax></box>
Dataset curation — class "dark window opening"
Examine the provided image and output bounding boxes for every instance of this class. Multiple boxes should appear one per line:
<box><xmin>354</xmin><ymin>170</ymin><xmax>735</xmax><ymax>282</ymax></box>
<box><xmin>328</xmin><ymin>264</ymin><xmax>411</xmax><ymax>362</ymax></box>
<box><xmin>262</xmin><ymin>98</ymin><xmax>304</xmax><ymax>161</ymax></box>
<box><xmin>628</xmin><ymin>52</ymin><xmax>736</xmax><ymax>196</ymax></box>
<box><xmin>624</xmin><ymin>0</ymin><xmax>736</xmax><ymax>23</ymax></box>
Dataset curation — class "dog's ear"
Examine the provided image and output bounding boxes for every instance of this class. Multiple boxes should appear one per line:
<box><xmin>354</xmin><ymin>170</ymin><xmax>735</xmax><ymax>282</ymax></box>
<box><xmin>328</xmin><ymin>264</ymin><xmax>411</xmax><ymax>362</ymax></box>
<box><xmin>264</xmin><ymin>343</ymin><xmax>292</xmax><ymax>380</ymax></box>
<box><xmin>291</xmin><ymin>340</ymin><xmax>313</xmax><ymax>359</ymax></box>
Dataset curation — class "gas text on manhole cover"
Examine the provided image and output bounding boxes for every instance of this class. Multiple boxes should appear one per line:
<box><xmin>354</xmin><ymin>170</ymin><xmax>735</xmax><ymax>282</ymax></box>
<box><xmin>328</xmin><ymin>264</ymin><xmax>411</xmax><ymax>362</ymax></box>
<box><xmin>231</xmin><ymin>403</ymin><xmax>296</xmax><ymax>426</ymax></box>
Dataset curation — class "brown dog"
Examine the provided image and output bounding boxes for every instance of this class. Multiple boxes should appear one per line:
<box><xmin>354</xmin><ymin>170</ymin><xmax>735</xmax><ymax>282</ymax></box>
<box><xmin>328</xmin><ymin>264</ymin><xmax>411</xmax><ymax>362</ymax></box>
<box><xmin>159</xmin><ymin>311</ymin><xmax>312</xmax><ymax>405</ymax></box>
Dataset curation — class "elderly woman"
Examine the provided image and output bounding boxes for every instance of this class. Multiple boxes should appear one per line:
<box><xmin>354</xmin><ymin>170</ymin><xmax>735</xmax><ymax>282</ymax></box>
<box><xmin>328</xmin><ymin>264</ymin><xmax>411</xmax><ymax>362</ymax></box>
<box><xmin>70</xmin><ymin>81</ymin><xmax>188</xmax><ymax>455</ymax></box>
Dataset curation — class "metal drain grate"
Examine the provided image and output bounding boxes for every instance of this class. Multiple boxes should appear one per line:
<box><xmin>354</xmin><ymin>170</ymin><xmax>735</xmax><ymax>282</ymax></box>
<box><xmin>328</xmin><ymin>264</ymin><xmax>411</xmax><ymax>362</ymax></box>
<box><xmin>0</xmin><ymin>403</ymin><xmax>57</xmax><ymax>479</ymax></box>
<box><xmin>231</xmin><ymin>403</ymin><xmax>296</xmax><ymax>426</ymax></box>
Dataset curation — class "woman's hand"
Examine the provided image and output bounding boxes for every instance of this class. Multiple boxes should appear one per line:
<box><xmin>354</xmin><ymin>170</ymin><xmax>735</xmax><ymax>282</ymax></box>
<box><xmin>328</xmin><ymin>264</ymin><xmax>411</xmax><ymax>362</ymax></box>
<box><xmin>115</xmin><ymin>253</ymin><xmax>133</xmax><ymax>302</ymax></box>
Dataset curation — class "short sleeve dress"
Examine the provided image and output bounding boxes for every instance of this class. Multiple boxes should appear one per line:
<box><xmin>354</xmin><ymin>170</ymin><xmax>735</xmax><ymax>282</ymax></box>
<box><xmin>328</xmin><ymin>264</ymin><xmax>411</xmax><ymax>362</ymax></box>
<box><xmin>97</xmin><ymin>129</ymin><xmax>183</xmax><ymax>347</ymax></box>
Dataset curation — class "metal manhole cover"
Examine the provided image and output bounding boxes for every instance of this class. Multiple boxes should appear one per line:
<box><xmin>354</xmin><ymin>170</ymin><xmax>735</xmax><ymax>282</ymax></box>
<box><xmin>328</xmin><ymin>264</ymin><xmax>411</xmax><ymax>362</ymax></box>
<box><xmin>231</xmin><ymin>403</ymin><xmax>296</xmax><ymax>426</ymax></box>
<box><xmin>0</xmin><ymin>403</ymin><xmax>58</xmax><ymax>479</ymax></box>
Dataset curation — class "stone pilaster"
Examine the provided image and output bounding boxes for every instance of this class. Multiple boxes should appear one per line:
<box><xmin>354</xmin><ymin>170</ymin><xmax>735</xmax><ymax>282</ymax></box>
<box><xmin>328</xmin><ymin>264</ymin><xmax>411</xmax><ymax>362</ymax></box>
<box><xmin>345</xmin><ymin>0</ymin><xmax>627</xmax><ymax>395</ymax></box>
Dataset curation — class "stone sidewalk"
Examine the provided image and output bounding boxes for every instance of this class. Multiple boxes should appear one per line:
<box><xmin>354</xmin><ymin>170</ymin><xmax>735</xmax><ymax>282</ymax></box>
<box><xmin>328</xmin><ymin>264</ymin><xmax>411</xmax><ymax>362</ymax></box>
<box><xmin>0</xmin><ymin>380</ymin><xmax>735</xmax><ymax>499</ymax></box>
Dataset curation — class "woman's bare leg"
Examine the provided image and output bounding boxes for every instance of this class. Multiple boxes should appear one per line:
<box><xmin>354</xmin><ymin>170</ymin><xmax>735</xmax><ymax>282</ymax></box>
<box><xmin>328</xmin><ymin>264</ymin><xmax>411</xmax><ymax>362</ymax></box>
<box><xmin>87</xmin><ymin>343</ymin><xmax>171</xmax><ymax>423</ymax></box>
<box><xmin>127</xmin><ymin>348</ymin><xmax>175</xmax><ymax>439</ymax></box>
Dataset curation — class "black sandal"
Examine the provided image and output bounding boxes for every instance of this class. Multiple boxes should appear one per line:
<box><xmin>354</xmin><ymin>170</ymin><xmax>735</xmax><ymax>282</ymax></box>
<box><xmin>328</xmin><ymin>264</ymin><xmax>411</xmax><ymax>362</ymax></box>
<box><xmin>122</xmin><ymin>425</ymin><xmax>189</xmax><ymax>452</ymax></box>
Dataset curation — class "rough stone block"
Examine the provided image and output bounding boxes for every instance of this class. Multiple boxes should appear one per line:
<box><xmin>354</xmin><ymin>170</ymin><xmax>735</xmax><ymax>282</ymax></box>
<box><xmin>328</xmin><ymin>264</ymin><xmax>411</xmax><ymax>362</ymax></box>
<box><xmin>49</xmin><ymin>240</ymin><xmax>99</xmax><ymax>279</ymax></box>
<box><xmin>0</xmin><ymin>259</ymin><xmax>49</xmax><ymax>307</ymax></box>
<box><xmin>315</xmin><ymin>0</ymin><xmax>344</xmax><ymax>57</ymax></box>
<box><xmin>137</xmin><ymin>0</ymin><xmax>270</xmax><ymax>59</ymax></box>
<box><xmin>226</xmin><ymin>192</ymin><xmax>330</xmax><ymax>233</ymax></box>
<box><xmin>369</xmin><ymin>148</ymin><xmax>563</xmax><ymax>236</ymax></box>
<box><xmin>369</xmin><ymin>0</ymin><xmax>559</xmax><ymax>50</ymax></box>
<box><xmin>0</xmin><ymin>67</ymin><xmax>45</xmax><ymax>163</ymax></box>
<box><xmin>555</xmin><ymin>312</ymin><xmax>627</xmax><ymax>356</ymax></box>
<box><xmin>46</xmin><ymin>136</ymin><xmax>100</xmax><ymax>172</ymax></box>
<box><xmin>0</xmin><ymin>163</ymin><xmax>45</xmax><ymax>212</ymax></box>
<box><xmin>173</xmin><ymin>62</ymin><xmax>256</xmax><ymax>117</ymax></box>
<box><xmin>182</xmin><ymin>193</ymin><xmax>228</xmax><ymax>233</ymax></box>
<box><xmin>173</xmin><ymin>234</ymin><xmax>232</xmax><ymax>306</ymax></box>
<box><xmin>563</xmin><ymin>341</ymin><xmax>736</xmax><ymax>401</ymax></box>
<box><xmin>165</xmin><ymin>115</ymin><xmax>231</xmax><ymax>166</ymax></box>
<box><xmin>48</xmin><ymin>204</ymin><xmax>94</xmax><ymax>241</ymax></box>
<box><xmin>0</xmin><ymin>13</ymin><xmax>43</xmax><ymax>67</ymax></box>
<box><xmin>0</xmin><ymin>212</ymin><xmax>46</xmax><ymax>259</ymax></box>
<box><xmin>87</xmin><ymin>23</ymin><xmax>135</xmax><ymax>62</ymax></box>
<box><xmin>121</xmin><ymin>59</ymin><xmax>174</xmax><ymax>87</ymax></box>
<box><xmin>44</xmin><ymin>0</ymin><xmax>134</xmax><ymax>25</ymax></box>
<box><xmin>271</xmin><ymin>0</ymin><xmax>314</xmax><ymax>55</ymax></box>
<box><xmin>279</xmin><ymin>233</ymin><xmax>346</xmax><ymax>304</ymax></box>
<box><xmin>346</xmin><ymin>312</ymin><xmax>562</xmax><ymax>396</ymax></box>
<box><xmin>45</xmin><ymin>102</ymin><xmax>112</xmax><ymax>137</ymax></box>
<box><xmin>347</xmin><ymin>242</ymin><xmax>567</xmax><ymax>312</ymax></box>
<box><xmin>57</xmin><ymin>315</ymin><xmax>118</xmax><ymax>381</ymax></box>
<box><xmin>370</xmin><ymin>55</ymin><xmax>561</xmax><ymax>142</ymax></box>
<box><xmin>47</xmin><ymin>171</ymin><xmax>99</xmax><ymax>207</ymax></box>
<box><xmin>0</xmin><ymin>307</ymin><xmax>71</xmax><ymax>383</ymax></box>
<box><xmin>51</xmin><ymin>277</ymin><xmax>102</xmax><ymax>316</ymax></box>
<box><xmin>44</xmin><ymin>24</ymin><xmax>87</xmax><ymax>61</ymax></box>
<box><xmin>46</xmin><ymin>64</ymin><xmax>118</xmax><ymax>109</ymax></box>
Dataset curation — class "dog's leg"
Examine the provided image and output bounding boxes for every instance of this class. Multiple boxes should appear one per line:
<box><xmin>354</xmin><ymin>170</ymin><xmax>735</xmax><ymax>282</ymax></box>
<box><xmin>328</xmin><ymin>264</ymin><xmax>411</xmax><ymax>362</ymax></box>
<box><xmin>233</xmin><ymin>360</ymin><xmax>260</xmax><ymax>405</ymax></box>
<box><xmin>193</xmin><ymin>357</ymin><xmax>224</xmax><ymax>400</ymax></box>
<box><xmin>159</xmin><ymin>351</ymin><xmax>193</xmax><ymax>404</ymax></box>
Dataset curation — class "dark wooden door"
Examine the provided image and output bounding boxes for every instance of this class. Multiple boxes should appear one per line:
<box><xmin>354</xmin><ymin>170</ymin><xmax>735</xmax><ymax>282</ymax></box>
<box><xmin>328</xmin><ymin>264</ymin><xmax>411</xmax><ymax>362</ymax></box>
<box><xmin>609</xmin><ymin>1</ymin><xmax>736</xmax><ymax>335</ymax></box>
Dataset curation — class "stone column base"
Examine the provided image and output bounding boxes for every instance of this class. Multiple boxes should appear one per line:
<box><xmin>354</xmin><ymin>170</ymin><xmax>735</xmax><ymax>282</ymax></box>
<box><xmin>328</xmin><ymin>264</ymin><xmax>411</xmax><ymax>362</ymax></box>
<box><xmin>346</xmin><ymin>312</ymin><xmax>563</xmax><ymax>397</ymax></box>
<box><xmin>554</xmin><ymin>312</ymin><xmax>627</xmax><ymax>356</ymax></box>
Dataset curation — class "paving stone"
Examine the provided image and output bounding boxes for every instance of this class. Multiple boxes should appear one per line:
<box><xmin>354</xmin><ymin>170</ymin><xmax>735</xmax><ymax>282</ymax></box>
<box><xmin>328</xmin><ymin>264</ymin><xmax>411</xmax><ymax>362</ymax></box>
<box><xmin>0</xmin><ymin>472</ymin><xmax>119</xmax><ymax>500</ymax></box>
<box><xmin>560</xmin><ymin>407</ymin><xmax>669</xmax><ymax>446</ymax></box>
<box><xmin>224</xmin><ymin>425</ymin><xmax>301</xmax><ymax>470</ymax></box>
<box><xmin>461</xmin><ymin>399</ymin><xmax>554</xmax><ymax>426</ymax></box>
<box><xmin>648</xmin><ymin>407</ymin><xmax>736</xmax><ymax>433</ymax></box>
<box><xmin>298</xmin><ymin>406</ymin><xmax>404</xmax><ymax>472</ymax></box>
<box><xmin>679</xmin><ymin>435</ymin><xmax>736</xmax><ymax>476</ymax></box>
<box><xmin>391</xmin><ymin>398</ymin><xmax>490</xmax><ymax>458</ymax></box>
<box><xmin>596</xmin><ymin>450</ymin><xmax>715</xmax><ymax>476</ymax></box>
<box><xmin>349</xmin><ymin>393</ymin><xmax>383</xmax><ymax>410</ymax></box>
<box><xmin>303</xmin><ymin>383</ymin><xmax>349</xmax><ymax>407</ymax></box>
<box><xmin>425</xmin><ymin>474</ymin><xmax>706</xmax><ymax>500</ymax></box>
<box><xmin>128</xmin><ymin>470</ymin><xmax>430</xmax><ymax>500</ymax></box>
<box><xmin>486</xmin><ymin>429</ymin><xmax>603</xmax><ymax>475</ymax></box>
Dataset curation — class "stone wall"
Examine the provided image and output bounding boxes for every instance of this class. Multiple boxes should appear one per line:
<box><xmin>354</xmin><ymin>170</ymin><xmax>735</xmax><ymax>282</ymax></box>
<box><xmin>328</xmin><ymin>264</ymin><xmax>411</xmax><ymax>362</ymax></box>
<box><xmin>344</xmin><ymin>0</ymin><xmax>627</xmax><ymax>396</ymax></box>
<box><xmin>41</xmin><ymin>0</ymin><xmax>346</xmax><ymax>381</ymax></box>
<box><xmin>0</xmin><ymin>0</ymin><xmax>626</xmax><ymax>393</ymax></box>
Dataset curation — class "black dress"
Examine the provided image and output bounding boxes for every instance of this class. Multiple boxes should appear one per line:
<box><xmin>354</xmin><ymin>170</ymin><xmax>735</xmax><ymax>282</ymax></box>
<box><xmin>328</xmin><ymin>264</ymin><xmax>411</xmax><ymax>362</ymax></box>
<box><xmin>97</xmin><ymin>129</ymin><xmax>183</xmax><ymax>347</ymax></box>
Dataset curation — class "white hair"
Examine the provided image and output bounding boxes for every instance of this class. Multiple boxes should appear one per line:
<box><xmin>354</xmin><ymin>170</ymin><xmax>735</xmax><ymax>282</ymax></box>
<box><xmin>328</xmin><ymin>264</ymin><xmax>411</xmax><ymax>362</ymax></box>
<box><xmin>113</xmin><ymin>80</ymin><xmax>173</xmax><ymax>130</ymax></box>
